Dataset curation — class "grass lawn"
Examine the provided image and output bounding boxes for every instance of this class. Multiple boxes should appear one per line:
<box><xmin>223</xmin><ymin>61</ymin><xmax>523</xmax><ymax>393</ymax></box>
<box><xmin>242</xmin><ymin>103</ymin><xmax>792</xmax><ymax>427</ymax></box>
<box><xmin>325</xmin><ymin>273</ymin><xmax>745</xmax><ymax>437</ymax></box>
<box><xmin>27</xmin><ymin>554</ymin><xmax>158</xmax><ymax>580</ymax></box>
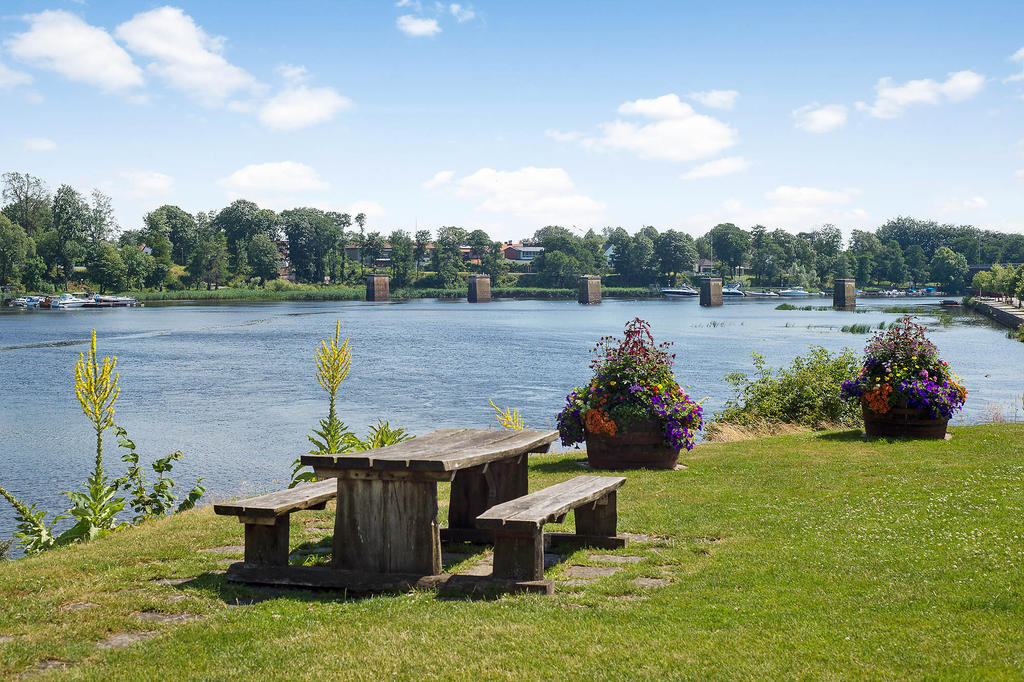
<box><xmin>1</xmin><ymin>424</ymin><xmax>1022</xmax><ymax>679</ymax></box>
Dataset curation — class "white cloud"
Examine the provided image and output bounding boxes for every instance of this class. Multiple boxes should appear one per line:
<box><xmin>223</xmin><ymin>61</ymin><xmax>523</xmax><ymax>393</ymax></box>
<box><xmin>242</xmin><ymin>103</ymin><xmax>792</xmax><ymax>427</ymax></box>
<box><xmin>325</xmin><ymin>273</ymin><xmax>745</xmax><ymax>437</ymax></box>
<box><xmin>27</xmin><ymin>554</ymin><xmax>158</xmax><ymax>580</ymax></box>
<box><xmin>766</xmin><ymin>185</ymin><xmax>857</xmax><ymax>206</ymax></box>
<box><xmin>7</xmin><ymin>10</ymin><xmax>143</xmax><ymax>91</ymax></box>
<box><xmin>0</xmin><ymin>61</ymin><xmax>33</xmax><ymax>88</ymax></box>
<box><xmin>943</xmin><ymin>195</ymin><xmax>988</xmax><ymax>212</ymax></box>
<box><xmin>23</xmin><ymin>137</ymin><xmax>57</xmax><ymax>151</ymax></box>
<box><xmin>1006</xmin><ymin>46</ymin><xmax>1024</xmax><ymax>83</ymax></box>
<box><xmin>219</xmin><ymin>162</ymin><xmax>329</xmax><ymax>193</ymax></box>
<box><xmin>857</xmin><ymin>70</ymin><xmax>985</xmax><ymax>119</ymax></box>
<box><xmin>583</xmin><ymin>94</ymin><xmax>737</xmax><ymax>162</ymax></box>
<box><xmin>792</xmin><ymin>104</ymin><xmax>847</xmax><ymax>133</ymax></box>
<box><xmin>258</xmin><ymin>86</ymin><xmax>351</xmax><ymax>130</ymax></box>
<box><xmin>449</xmin><ymin>4</ymin><xmax>475</xmax><ymax>22</ymax></box>
<box><xmin>345</xmin><ymin>200</ymin><xmax>386</xmax><ymax>218</ymax></box>
<box><xmin>276</xmin><ymin>64</ymin><xmax>310</xmax><ymax>84</ymax></box>
<box><xmin>122</xmin><ymin>170</ymin><xmax>174</xmax><ymax>197</ymax></box>
<box><xmin>397</xmin><ymin>15</ymin><xmax>441</xmax><ymax>37</ymax></box>
<box><xmin>545</xmin><ymin>129</ymin><xmax>583</xmax><ymax>142</ymax></box>
<box><xmin>423</xmin><ymin>170</ymin><xmax>455</xmax><ymax>188</ymax></box>
<box><xmin>1015</xmin><ymin>169</ymin><xmax>1024</xmax><ymax>181</ymax></box>
<box><xmin>453</xmin><ymin>167</ymin><xmax>605</xmax><ymax>224</ymax></box>
<box><xmin>687</xmin><ymin>90</ymin><xmax>739</xmax><ymax>110</ymax></box>
<box><xmin>682</xmin><ymin>157</ymin><xmax>750</xmax><ymax>179</ymax></box>
<box><xmin>115</xmin><ymin>7</ymin><xmax>258</xmax><ymax>105</ymax></box>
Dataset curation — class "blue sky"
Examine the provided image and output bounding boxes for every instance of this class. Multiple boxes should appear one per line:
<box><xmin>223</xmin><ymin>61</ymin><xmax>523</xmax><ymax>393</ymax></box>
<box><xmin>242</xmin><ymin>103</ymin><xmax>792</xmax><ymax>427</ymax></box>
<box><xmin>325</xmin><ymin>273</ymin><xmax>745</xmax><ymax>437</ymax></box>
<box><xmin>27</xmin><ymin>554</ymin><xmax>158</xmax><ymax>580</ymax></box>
<box><xmin>1</xmin><ymin>1</ymin><xmax>1022</xmax><ymax>241</ymax></box>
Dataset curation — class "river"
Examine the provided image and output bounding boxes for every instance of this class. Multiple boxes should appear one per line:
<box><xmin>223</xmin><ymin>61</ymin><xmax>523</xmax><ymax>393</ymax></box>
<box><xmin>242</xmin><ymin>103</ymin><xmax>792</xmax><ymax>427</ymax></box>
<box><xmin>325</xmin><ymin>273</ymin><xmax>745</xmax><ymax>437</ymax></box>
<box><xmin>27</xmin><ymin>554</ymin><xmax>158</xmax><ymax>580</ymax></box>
<box><xmin>1</xmin><ymin>296</ymin><xmax>1021</xmax><ymax>544</ymax></box>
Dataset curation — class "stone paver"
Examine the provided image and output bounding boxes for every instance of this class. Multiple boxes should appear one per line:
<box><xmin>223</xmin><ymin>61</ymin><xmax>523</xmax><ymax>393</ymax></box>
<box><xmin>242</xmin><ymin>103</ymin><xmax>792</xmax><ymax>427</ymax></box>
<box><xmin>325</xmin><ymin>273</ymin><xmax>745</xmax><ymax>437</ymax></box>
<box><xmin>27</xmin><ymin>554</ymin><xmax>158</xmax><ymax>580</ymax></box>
<box><xmin>632</xmin><ymin>577</ymin><xmax>672</xmax><ymax>588</ymax></box>
<box><xmin>97</xmin><ymin>632</ymin><xmax>159</xmax><ymax>649</ymax></box>
<box><xmin>564</xmin><ymin>565</ymin><xmax>621</xmax><ymax>579</ymax></box>
<box><xmin>589</xmin><ymin>554</ymin><xmax>643</xmax><ymax>564</ymax></box>
<box><xmin>198</xmin><ymin>545</ymin><xmax>244</xmax><ymax>555</ymax></box>
<box><xmin>19</xmin><ymin>659</ymin><xmax>67</xmax><ymax>679</ymax></box>
<box><xmin>150</xmin><ymin>577</ymin><xmax>190</xmax><ymax>586</ymax></box>
<box><xmin>61</xmin><ymin>602</ymin><xmax>98</xmax><ymax>611</ymax></box>
<box><xmin>133</xmin><ymin>611</ymin><xmax>204</xmax><ymax>624</ymax></box>
<box><xmin>620</xmin><ymin>533</ymin><xmax>663</xmax><ymax>544</ymax></box>
<box><xmin>0</xmin><ymin>636</ymin><xmax>15</xmax><ymax>643</ymax></box>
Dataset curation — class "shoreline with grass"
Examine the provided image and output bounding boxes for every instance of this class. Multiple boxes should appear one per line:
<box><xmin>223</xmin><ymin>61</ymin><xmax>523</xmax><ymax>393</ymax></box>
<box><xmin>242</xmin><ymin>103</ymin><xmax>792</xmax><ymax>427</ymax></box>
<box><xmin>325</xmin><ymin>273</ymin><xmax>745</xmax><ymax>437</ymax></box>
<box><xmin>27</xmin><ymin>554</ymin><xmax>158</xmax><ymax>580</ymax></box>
<box><xmin>124</xmin><ymin>284</ymin><xmax>657</xmax><ymax>303</ymax></box>
<box><xmin>2</xmin><ymin>424</ymin><xmax>1022</xmax><ymax>679</ymax></box>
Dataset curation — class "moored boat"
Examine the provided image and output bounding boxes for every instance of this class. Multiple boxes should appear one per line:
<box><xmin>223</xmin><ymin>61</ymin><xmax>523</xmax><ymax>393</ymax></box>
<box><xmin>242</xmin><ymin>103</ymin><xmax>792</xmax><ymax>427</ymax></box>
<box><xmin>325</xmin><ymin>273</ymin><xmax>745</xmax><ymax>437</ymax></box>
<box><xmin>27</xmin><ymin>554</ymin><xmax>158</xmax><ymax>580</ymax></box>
<box><xmin>743</xmin><ymin>290</ymin><xmax>780</xmax><ymax>298</ymax></box>
<box><xmin>779</xmin><ymin>287</ymin><xmax>811</xmax><ymax>297</ymax></box>
<box><xmin>661</xmin><ymin>285</ymin><xmax>698</xmax><ymax>298</ymax></box>
<box><xmin>722</xmin><ymin>282</ymin><xmax>745</xmax><ymax>297</ymax></box>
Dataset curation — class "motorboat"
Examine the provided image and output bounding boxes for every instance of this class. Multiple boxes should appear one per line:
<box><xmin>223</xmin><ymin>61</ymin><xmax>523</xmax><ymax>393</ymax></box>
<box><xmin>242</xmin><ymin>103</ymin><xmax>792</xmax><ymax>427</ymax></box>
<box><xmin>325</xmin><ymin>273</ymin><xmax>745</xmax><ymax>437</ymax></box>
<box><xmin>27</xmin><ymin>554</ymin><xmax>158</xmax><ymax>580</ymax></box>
<box><xmin>54</xmin><ymin>293</ymin><xmax>90</xmax><ymax>309</ymax></box>
<box><xmin>661</xmin><ymin>285</ymin><xmax>698</xmax><ymax>298</ymax></box>
<box><xmin>743</xmin><ymin>290</ymin><xmax>780</xmax><ymax>298</ymax></box>
<box><xmin>722</xmin><ymin>282</ymin><xmax>745</xmax><ymax>297</ymax></box>
<box><xmin>11</xmin><ymin>296</ymin><xmax>39</xmax><ymax>307</ymax></box>
<box><xmin>778</xmin><ymin>287</ymin><xmax>811</xmax><ymax>297</ymax></box>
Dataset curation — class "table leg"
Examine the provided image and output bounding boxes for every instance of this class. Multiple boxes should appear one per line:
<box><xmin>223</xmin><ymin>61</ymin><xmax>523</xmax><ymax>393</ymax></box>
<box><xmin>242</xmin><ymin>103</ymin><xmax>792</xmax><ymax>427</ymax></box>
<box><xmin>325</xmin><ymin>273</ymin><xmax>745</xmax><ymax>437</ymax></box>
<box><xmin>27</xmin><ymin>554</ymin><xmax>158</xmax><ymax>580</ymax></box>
<box><xmin>445</xmin><ymin>454</ymin><xmax>529</xmax><ymax>542</ymax></box>
<box><xmin>333</xmin><ymin>476</ymin><xmax>441</xmax><ymax>575</ymax></box>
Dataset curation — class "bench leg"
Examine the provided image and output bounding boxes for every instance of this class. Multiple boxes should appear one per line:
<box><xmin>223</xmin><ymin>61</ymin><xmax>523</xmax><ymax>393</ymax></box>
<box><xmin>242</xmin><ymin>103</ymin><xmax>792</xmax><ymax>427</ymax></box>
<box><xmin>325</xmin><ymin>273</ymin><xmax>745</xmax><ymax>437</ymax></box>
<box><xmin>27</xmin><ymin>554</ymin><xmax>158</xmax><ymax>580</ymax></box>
<box><xmin>574</xmin><ymin>490</ymin><xmax>617</xmax><ymax>537</ymax></box>
<box><xmin>492</xmin><ymin>528</ymin><xmax>544</xmax><ymax>581</ymax></box>
<box><xmin>244</xmin><ymin>516</ymin><xmax>291</xmax><ymax>566</ymax></box>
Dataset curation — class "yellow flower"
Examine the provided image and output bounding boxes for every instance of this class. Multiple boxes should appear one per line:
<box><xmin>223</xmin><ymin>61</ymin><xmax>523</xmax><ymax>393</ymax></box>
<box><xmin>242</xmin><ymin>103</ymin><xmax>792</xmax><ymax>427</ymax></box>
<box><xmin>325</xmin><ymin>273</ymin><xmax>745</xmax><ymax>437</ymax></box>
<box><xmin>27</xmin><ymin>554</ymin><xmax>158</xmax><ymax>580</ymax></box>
<box><xmin>610</xmin><ymin>381</ymin><xmax>617</xmax><ymax>386</ymax></box>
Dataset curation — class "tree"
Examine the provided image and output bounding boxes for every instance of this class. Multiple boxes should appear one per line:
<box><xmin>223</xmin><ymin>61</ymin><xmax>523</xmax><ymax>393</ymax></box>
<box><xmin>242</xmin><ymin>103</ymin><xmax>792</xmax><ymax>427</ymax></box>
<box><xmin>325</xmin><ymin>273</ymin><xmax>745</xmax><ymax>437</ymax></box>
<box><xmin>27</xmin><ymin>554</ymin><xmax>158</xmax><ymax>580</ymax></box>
<box><xmin>88</xmin><ymin>243</ymin><xmax>126</xmax><ymax>293</ymax></box>
<box><xmin>748</xmin><ymin>225</ymin><xmax>785</xmax><ymax>285</ymax></box>
<box><xmin>0</xmin><ymin>215</ymin><xmax>28</xmax><ymax>286</ymax></box>
<box><xmin>51</xmin><ymin>185</ymin><xmax>88</xmax><ymax>288</ymax></box>
<box><xmin>120</xmin><ymin>245</ymin><xmax>155</xmax><ymax>290</ymax></box>
<box><xmin>213</xmin><ymin>200</ymin><xmax>277</xmax><ymax>272</ymax></box>
<box><xmin>1</xmin><ymin>172</ymin><xmax>51</xmax><ymax>239</ymax></box>
<box><xmin>355</xmin><ymin>213</ymin><xmax>367</xmax><ymax>267</ymax></box>
<box><xmin>432</xmin><ymin>226</ymin><xmax>467</xmax><ymax>288</ymax></box>
<box><xmin>905</xmin><ymin>244</ymin><xmax>929</xmax><ymax>287</ymax></box>
<box><xmin>607</xmin><ymin>227</ymin><xmax>655</xmax><ymax>285</ymax></box>
<box><xmin>972</xmin><ymin>270</ymin><xmax>992</xmax><ymax>296</ymax></box>
<box><xmin>805</xmin><ymin>225</ymin><xmax>843</xmax><ymax>282</ymax></box>
<box><xmin>84</xmin><ymin>189</ymin><xmax>117</xmax><ymax>245</ymax></box>
<box><xmin>881</xmin><ymin>240</ymin><xmax>907</xmax><ymax>286</ymax></box>
<box><xmin>325</xmin><ymin>211</ymin><xmax>351</xmax><ymax>281</ymax></box>
<box><xmin>414</xmin><ymin>229</ymin><xmax>432</xmax><ymax>275</ymax></box>
<box><xmin>538</xmin><ymin>250</ymin><xmax>582</xmax><ymax>287</ymax></box>
<box><xmin>146</xmin><ymin>205</ymin><xmax>196</xmax><ymax>265</ymax></box>
<box><xmin>655</xmin><ymin>230</ymin><xmax>698</xmax><ymax>283</ymax></box>
<box><xmin>387</xmin><ymin>230</ymin><xmax>415</xmax><ymax>287</ymax></box>
<box><xmin>707</xmin><ymin>223</ymin><xmax>751</xmax><ymax>277</ymax></box>
<box><xmin>363</xmin><ymin>231</ymin><xmax>386</xmax><ymax>270</ymax></box>
<box><xmin>187</xmin><ymin>234</ymin><xmax>229</xmax><ymax>290</ymax></box>
<box><xmin>247</xmin><ymin>233</ymin><xmax>281</xmax><ymax>286</ymax></box>
<box><xmin>281</xmin><ymin>208</ymin><xmax>337</xmax><ymax>283</ymax></box>
<box><xmin>466</xmin><ymin>229</ymin><xmax>492</xmax><ymax>260</ymax></box>
<box><xmin>929</xmin><ymin>246</ymin><xmax>968</xmax><ymax>293</ymax></box>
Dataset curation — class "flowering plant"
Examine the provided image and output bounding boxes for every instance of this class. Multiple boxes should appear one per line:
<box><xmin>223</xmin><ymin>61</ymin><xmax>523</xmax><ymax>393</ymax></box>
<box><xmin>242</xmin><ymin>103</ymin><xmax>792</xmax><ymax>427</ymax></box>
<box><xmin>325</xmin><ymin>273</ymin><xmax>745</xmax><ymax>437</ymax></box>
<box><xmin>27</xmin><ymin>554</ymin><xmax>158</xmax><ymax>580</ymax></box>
<box><xmin>556</xmin><ymin>318</ymin><xmax>703</xmax><ymax>451</ymax></box>
<box><xmin>840</xmin><ymin>316</ymin><xmax>967</xmax><ymax>420</ymax></box>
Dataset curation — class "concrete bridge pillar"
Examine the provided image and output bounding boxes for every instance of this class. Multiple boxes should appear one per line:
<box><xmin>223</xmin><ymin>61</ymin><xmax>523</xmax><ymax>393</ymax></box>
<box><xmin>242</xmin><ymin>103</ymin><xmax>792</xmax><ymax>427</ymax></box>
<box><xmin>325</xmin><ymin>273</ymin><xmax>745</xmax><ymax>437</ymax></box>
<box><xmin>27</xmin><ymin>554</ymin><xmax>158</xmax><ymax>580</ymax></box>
<box><xmin>366</xmin><ymin>274</ymin><xmax>390</xmax><ymax>301</ymax></box>
<box><xmin>833</xmin><ymin>278</ymin><xmax>856</xmax><ymax>309</ymax></box>
<box><xmin>578</xmin><ymin>276</ymin><xmax>602</xmax><ymax>304</ymax></box>
<box><xmin>468</xmin><ymin>274</ymin><xmax>491</xmax><ymax>302</ymax></box>
<box><xmin>699</xmin><ymin>277</ymin><xmax>722</xmax><ymax>307</ymax></box>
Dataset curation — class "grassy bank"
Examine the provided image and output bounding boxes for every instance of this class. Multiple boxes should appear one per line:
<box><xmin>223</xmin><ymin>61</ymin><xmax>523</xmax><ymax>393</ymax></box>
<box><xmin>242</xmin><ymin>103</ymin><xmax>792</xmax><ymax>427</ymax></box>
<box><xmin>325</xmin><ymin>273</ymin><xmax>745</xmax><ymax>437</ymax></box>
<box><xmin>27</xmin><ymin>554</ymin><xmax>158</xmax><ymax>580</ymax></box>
<box><xmin>2</xmin><ymin>424</ymin><xmax>1023</xmax><ymax>679</ymax></box>
<box><xmin>130</xmin><ymin>285</ymin><xmax>655</xmax><ymax>303</ymax></box>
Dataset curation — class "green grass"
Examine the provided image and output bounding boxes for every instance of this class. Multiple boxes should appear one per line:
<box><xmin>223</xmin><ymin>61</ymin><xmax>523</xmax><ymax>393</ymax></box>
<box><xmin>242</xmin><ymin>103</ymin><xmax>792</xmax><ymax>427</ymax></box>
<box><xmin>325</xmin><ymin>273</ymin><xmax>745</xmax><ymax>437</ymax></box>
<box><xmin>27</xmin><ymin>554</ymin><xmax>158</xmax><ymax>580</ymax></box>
<box><xmin>2</xmin><ymin>424</ymin><xmax>1023</xmax><ymax>679</ymax></box>
<box><xmin>840</xmin><ymin>323</ymin><xmax>873</xmax><ymax>333</ymax></box>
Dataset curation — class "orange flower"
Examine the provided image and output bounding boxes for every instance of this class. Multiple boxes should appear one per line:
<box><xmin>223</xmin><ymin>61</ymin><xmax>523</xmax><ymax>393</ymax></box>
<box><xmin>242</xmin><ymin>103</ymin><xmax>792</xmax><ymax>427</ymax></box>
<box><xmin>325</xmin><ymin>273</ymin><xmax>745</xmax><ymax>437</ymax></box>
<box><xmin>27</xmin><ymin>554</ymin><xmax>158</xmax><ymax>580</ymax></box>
<box><xmin>862</xmin><ymin>384</ymin><xmax>892</xmax><ymax>414</ymax></box>
<box><xmin>584</xmin><ymin>408</ymin><xmax>618</xmax><ymax>436</ymax></box>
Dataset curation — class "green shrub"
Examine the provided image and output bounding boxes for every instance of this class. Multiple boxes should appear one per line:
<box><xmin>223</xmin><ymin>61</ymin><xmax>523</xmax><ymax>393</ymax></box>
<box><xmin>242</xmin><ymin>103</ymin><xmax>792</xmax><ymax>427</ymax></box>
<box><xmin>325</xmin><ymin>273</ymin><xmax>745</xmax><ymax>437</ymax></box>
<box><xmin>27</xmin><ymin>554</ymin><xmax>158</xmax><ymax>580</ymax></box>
<box><xmin>714</xmin><ymin>346</ymin><xmax>862</xmax><ymax>428</ymax></box>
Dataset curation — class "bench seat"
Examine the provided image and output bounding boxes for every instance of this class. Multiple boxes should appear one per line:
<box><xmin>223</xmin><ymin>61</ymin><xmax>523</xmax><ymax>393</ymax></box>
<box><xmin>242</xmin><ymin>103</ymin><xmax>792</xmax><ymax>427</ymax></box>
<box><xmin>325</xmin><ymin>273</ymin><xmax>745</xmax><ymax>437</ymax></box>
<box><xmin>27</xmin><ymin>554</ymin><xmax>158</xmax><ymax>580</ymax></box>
<box><xmin>214</xmin><ymin>479</ymin><xmax>338</xmax><ymax>566</ymax></box>
<box><xmin>476</xmin><ymin>475</ymin><xmax>626</xmax><ymax>581</ymax></box>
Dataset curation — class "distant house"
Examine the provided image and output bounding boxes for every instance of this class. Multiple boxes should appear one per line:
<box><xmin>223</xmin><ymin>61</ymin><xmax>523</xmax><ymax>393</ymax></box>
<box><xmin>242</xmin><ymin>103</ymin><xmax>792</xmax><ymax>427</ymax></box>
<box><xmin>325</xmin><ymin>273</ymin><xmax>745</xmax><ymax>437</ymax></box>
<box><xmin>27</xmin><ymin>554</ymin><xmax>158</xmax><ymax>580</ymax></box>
<box><xmin>502</xmin><ymin>244</ymin><xmax>544</xmax><ymax>262</ymax></box>
<box><xmin>138</xmin><ymin>243</ymin><xmax>153</xmax><ymax>256</ymax></box>
<box><xmin>275</xmin><ymin>239</ymin><xmax>296</xmax><ymax>281</ymax></box>
<box><xmin>694</xmin><ymin>258</ymin><xmax>714</xmax><ymax>274</ymax></box>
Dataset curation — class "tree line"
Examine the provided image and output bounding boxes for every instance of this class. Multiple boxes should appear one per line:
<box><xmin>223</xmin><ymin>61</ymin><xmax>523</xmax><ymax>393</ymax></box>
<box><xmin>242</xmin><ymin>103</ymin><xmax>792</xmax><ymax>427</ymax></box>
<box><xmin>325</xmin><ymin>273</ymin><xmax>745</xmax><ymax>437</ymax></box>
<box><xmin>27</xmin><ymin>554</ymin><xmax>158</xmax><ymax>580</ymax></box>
<box><xmin>3</xmin><ymin>170</ymin><xmax>1022</xmax><ymax>295</ymax></box>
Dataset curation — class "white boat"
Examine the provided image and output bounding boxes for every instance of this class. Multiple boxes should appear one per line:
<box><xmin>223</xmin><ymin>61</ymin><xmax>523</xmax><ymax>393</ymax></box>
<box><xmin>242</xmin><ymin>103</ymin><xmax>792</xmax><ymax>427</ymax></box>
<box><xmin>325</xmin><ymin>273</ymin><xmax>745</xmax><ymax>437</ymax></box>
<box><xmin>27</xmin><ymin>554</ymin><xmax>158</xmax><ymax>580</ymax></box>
<box><xmin>743</xmin><ymin>290</ymin><xmax>780</xmax><ymax>298</ymax></box>
<box><xmin>94</xmin><ymin>295</ymin><xmax>140</xmax><ymax>307</ymax></box>
<box><xmin>54</xmin><ymin>293</ymin><xmax>90</xmax><ymax>309</ymax></box>
<box><xmin>11</xmin><ymin>296</ymin><xmax>40</xmax><ymax>308</ymax></box>
<box><xmin>722</xmin><ymin>282</ymin><xmax>745</xmax><ymax>297</ymax></box>
<box><xmin>661</xmin><ymin>285</ymin><xmax>698</xmax><ymax>298</ymax></box>
<box><xmin>779</xmin><ymin>287</ymin><xmax>811</xmax><ymax>297</ymax></box>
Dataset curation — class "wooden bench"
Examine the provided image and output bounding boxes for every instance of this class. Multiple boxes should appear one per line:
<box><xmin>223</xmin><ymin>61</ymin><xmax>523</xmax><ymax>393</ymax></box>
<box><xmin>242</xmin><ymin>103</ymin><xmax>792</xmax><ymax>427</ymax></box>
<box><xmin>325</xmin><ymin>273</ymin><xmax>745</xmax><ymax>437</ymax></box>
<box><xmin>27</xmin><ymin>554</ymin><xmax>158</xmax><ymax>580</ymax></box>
<box><xmin>213</xmin><ymin>479</ymin><xmax>337</xmax><ymax>566</ymax></box>
<box><xmin>475</xmin><ymin>475</ymin><xmax>627</xmax><ymax>581</ymax></box>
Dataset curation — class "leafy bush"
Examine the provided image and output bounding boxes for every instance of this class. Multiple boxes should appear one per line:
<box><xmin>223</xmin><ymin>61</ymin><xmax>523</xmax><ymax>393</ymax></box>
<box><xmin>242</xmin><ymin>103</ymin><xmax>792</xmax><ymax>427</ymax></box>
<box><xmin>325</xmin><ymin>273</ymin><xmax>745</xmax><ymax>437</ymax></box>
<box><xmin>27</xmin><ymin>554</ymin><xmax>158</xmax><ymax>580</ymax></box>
<box><xmin>714</xmin><ymin>346</ymin><xmax>862</xmax><ymax>428</ymax></box>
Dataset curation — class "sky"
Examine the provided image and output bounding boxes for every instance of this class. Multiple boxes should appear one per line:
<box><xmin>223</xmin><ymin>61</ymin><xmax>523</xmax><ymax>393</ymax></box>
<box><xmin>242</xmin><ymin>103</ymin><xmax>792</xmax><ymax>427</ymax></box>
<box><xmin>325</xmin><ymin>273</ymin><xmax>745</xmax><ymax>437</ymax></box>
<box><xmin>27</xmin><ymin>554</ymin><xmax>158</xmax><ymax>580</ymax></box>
<box><xmin>1</xmin><ymin>0</ymin><xmax>1022</xmax><ymax>242</ymax></box>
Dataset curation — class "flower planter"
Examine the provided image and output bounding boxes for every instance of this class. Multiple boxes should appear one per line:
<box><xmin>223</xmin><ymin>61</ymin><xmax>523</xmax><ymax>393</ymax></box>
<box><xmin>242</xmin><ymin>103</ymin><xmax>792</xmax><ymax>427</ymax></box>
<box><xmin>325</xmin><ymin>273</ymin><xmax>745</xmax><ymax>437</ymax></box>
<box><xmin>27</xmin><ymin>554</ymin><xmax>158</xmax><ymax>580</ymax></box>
<box><xmin>862</xmin><ymin>404</ymin><xmax>949</xmax><ymax>439</ymax></box>
<box><xmin>585</xmin><ymin>421</ymin><xmax>679</xmax><ymax>469</ymax></box>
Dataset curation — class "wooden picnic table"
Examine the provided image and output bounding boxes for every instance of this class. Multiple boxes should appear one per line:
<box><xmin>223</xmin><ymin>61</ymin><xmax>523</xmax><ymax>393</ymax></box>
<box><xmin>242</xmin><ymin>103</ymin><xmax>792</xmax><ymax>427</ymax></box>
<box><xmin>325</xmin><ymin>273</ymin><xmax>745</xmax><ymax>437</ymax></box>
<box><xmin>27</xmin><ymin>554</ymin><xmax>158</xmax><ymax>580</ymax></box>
<box><xmin>301</xmin><ymin>428</ymin><xmax>558</xmax><ymax>575</ymax></box>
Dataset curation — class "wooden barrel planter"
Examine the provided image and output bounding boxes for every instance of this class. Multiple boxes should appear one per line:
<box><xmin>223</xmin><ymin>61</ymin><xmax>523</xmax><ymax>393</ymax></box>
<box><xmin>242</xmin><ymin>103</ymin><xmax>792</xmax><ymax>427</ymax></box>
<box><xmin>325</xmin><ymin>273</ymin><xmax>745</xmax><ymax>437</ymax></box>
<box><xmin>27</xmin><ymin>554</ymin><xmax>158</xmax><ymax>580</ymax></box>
<box><xmin>585</xmin><ymin>420</ymin><xmax>679</xmax><ymax>469</ymax></box>
<box><xmin>862</xmin><ymin>404</ymin><xmax>949</xmax><ymax>439</ymax></box>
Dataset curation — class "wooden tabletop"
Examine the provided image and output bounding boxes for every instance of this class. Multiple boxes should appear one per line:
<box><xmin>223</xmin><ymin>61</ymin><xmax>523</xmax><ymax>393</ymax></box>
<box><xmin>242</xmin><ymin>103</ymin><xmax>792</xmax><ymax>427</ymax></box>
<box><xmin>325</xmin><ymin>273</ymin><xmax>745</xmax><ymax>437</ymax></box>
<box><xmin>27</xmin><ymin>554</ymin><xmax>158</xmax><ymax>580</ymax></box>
<box><xmin>302</xmin><ymin>428</ymin><xmax>559</xmax><ymax>473</ymax></box>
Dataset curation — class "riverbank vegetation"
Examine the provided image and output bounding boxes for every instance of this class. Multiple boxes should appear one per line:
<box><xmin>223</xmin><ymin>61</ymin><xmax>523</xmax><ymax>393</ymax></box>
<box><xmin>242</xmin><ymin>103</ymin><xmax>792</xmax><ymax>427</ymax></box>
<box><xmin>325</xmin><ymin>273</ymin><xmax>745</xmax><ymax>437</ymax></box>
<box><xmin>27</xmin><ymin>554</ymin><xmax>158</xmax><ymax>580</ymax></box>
<box><xmin>1</xmin><ymin>425</ymin><xmax>1022</xmax><ymax>678</ymax></box>
<box><xmin>4</xmin><ymin>171</ymin><xmax>1024</xmax><ymax>302</ymax></box>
